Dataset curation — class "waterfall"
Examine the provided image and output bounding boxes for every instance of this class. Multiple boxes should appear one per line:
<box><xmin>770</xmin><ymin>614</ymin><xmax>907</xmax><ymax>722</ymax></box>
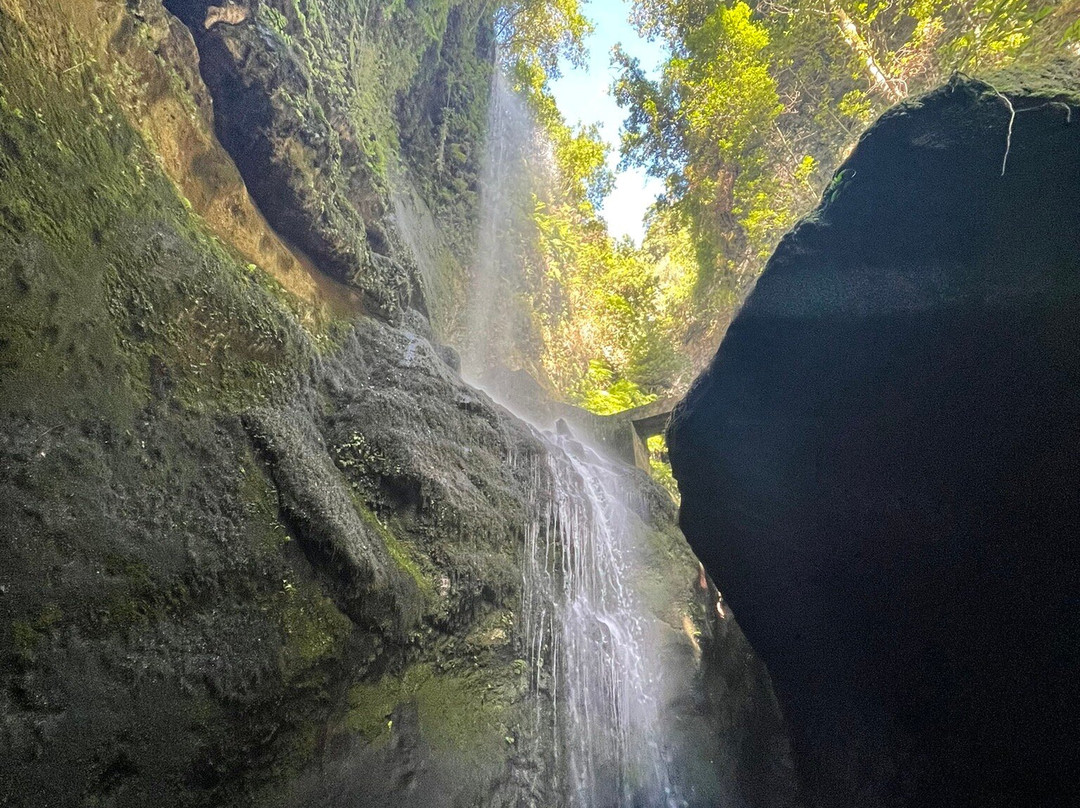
<box><xmin>517</xmin><ymin>436</ymin><xmax>681</xmax><ymax>807</ymax></box>
<box><xmin>466</xmin><ymin>65</ymin><xmax>682</xmax><ymax>808</ymax></box>
<box><xmin>463</xmin><ymin>68</ymin><xmax>541</xmax><ymax>380</ymax></box>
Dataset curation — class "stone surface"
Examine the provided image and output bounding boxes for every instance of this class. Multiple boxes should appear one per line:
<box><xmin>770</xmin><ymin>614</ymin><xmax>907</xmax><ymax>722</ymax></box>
<box><xmin>0</xmin><ymin>3</ymin><xmax>538</xmax><ymax>802</ymax></box>
<box><xmin>670</xmin><ymin>64</ymin><xmax>1080</xmax><ymax>808</ymax></box>
<box><xmin>163</xmin><ymin>0</ymin><xmax>492</xmax><ymax>324</ymax></box>
<box><xmin>0</xmin><ymin>2</ymin><xmax>800</xmax><ymax>805</ymax></box>
<box><xmin>204</xmin><ymin>3</ymin><xmax>248</xmax><ymax>29</ymax></box>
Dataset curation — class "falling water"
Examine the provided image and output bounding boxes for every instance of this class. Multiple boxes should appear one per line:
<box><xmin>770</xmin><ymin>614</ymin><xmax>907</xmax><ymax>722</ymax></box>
<box><xmin>517</xmin><ymin>436</ymin><xmax>681</xmax><ymax>807</ymax></box>
<box><xmin>463</xmin><ymin>68</ymin><xmax>540</xmax><ymax>380</ymax></box>
<box><xmin>467</xmin><ymin>65</ymin><xmax>681</xmax><ymax>808</ymax></box>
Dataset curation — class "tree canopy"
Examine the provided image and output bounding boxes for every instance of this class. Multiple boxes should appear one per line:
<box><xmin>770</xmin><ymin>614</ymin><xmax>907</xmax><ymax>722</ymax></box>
<box><xmin>615</xmin><ymin>0</ymin><xmax>1080</xmax><ymax>362</ymax></box>
<box><xmin>484</xmin><ymin>0</ymin><xmax>1080</xmax><ymax>413</ymax></box>
<box><xmin>485</xmin><ymin>0</ymin><xmax>688</xmax><ymax>412</ymax></box>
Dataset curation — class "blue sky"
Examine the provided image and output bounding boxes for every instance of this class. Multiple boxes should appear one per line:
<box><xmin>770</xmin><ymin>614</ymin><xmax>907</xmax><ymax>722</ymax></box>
<box><xmin>549</xmin><ymin>0</ymin><xmax>667</xmax><ymax>244</ymax></box>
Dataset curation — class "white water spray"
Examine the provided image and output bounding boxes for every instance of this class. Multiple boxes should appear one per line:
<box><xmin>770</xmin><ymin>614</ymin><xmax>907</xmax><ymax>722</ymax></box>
<box><xmin>469</xmin><ymin>65</ymin><xmax>682</xmax><ymax>808</ymax></box>
<box><xmin>463</xmin><ymin>69</ymin><xmax>538</xmax><ymax>379</ymax></box>
<box><xmin>517</xmin><ymin>437</ymin><xmax>682</xmax><ymax>807</ymax></box>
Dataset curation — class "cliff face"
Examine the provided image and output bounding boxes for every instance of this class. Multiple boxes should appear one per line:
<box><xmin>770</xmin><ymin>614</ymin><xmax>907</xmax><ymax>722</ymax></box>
<box><xmin>0</xmin><ymin>3</ymin><xmax>544</xmax><ymax>802</ymax></box>
<box><xmin>0</xmin><ymin>1</ymin><xmax>797</xmax><ymax>805</ymax></box>
<box><xmin>159</xmin><ymin>0</ymin><xmax>490</xmax><ymax>325</ymax></box>
<box><xmin>669</xmin><ymin>64</ymin><xmax>1080</xmax><ymax>808</ymax></box>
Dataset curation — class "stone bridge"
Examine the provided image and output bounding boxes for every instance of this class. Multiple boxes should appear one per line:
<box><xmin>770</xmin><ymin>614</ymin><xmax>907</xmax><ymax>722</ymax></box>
<box><xmin>599</xmin><ymin>397</ymin><xmax>678</xmax><ymax>471</ymax></box>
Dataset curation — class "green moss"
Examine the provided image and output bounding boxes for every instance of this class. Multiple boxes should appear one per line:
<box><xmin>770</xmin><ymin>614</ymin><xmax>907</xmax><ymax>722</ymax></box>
<box><xmin>278</xmin><ymin>579</ymin><xmax>353</xmax><ymax>681</ymax></box>
<box><xmin>36</xmin><ymin>602</ymin><xmax>62</xmax><ymax>628</ymax></box>
<box><xmin>269</xmin><ymin>720</ymin><xmax>323</xmax><ymax>786</ymax></box>
<box><xmin>106</xmin><ymin>229</ymin><xmax>310</xmax><ymax>413</ymax></box>
<box><xmin>96</xmin><ymin>590</ymin><xmax>157</xmax><ymax>630</ymax></box>
<box><xmin>10</xmin><ymin>619</ymin><xmax>39</xmax><ymax>663</ymax></box>
<box><xmin>346</xmin><ymin>663</ymin><xmax>507</xmax><ymax>763</ymax></box>
<box><xmin>0</xmin><ymin>11</ymin><xmax>310</xmax><ymax>422</ymax></box>
<box><xmin>351</xmin><ymin>492</ymin><xmax>436</xmax><ymax>602</ymax></box>
<box><xmin>260</xmin><ymin>5</ymin><xmax>291</xmax><ymax>38</ymax></box>
<box><xmin>240</xmin><ymin>462</ymin><xmax>292</xmax><ymax>555</ymax></box>
<box><xmin>268</xmin><ymin>0</ymin><xmax>468</xmax><ymax>182</ymax></box>
<box><xmin>414</xmin><ymin>667</ymin><xmax>506</xmax><ymax>760</ymax></box>
<box><xmin>383</xmin><ymin>532</ymin><xmax>431</xmax><ymax>596</ymax></box>
<box><xmin>103</xmin><ymin>554</ymin><xmax>154</xmax><ymax>589</ymax></box>
<box><xmin>344</xmin><ymin>675</ymin><xmax>400</xmax><ymax>741</ymax></box>
<box><xmin>9</xmin><ymin>603</ymin><xmax>63</xmax><ymax>663</ymax></box>
<box><xmin>93</xmin><ymin>554</ymin><xmax>192</xmax><ymax>631</ymax></box>
<box><xmin>0</xmin><ymin>55</ymin><xmax>151</xmax><ymax>421</ymax></box>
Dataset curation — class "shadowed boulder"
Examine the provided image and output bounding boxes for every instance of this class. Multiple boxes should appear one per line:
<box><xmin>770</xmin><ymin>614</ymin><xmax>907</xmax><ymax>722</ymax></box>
<box><xmin>669</xmin><ymin>63</ymin><xmax>1080</xmax><ymax>808</ymax></box>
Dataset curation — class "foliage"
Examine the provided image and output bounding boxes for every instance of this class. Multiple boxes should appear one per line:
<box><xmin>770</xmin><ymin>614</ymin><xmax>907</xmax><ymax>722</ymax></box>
<box><xmin>575</xmin><ymin>361</ymin><xmax>659</xmax><ymax>414</ymax></box>
<box><xmin>497</xmin><ymin>0</ymin><xmax>593</xmax><ymax>78</ymax></box>
<box><xmin>487</xmin><ymin>0</ymin><xmax>689</xmax><ymax>413</ymax></box>
<box><xmin>532</xmin><ymin>191</ymin><xmax>687</xmax><ymax>408</ymax></box>
<box><xmin>486</xmin><ymin>0</ymin><xmax>1077</xmax><ymax>417</ymax></box>
<box><xmin>647</xmin><ymin>434</ymin><xmax>680</xmax><ymax>502</ymax></box>
<box><xmin>616</xmin><ymin>0</ymin><xmax>1079</xmax><ymax>362</ymax></box>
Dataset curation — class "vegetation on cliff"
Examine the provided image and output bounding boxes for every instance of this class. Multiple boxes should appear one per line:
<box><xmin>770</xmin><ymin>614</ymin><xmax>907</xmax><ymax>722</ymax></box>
<box><xmin>457</xmin><ymin>0</ymin><xmax>1079</xmax><ymax>428</ymax></box>
<box><xmin>0</xmin><ymin>1</ymin><xmax>525</xmax><ymax>803</ymax></box>
<box><xmin>612</xmin><ymin>0</ymin><xmax>1080</xmax><ymax>363</ymax></box>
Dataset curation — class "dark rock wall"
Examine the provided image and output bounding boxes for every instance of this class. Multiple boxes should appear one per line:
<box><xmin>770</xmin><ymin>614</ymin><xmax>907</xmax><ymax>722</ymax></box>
<box><xmin>670</xmin><ymin>64</ymin><xmax>1080</xmax><ymax>808</ymax></box>
<box><xmin>0</xmin><ymin>2</ymin><xmax>543</xmax><ymax>803</ymax></box>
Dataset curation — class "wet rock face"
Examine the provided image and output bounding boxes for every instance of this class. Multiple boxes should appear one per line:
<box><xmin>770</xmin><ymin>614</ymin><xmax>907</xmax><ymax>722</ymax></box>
<box><xmin>669</xmin><ymin>65</ymin><xmax>1080</xmax><ymax>808</ymax></box>
<box><xmin>1</xmin><ymin>2</ymin><xmax>801</xmax><ymax>805</ymax></box>
<box><xmin>177</xmin><ymin>1</ymin><xmax>398</xmax><ymax>309</ymax></box>
<box><xmin>162</xmin><ymin>0</ymin><xmax>489</xmax><ymax>324</ymax></box>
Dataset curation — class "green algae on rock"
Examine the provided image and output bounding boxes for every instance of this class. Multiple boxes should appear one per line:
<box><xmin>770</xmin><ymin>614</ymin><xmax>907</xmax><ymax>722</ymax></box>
<box><xmin>1</xmin><ymin>1</ymin><xmax>799</xmax><ymax>805</ymax></box>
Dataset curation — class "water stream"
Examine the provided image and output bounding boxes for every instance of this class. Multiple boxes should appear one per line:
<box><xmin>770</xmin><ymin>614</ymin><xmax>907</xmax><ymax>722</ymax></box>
<box><xmin>465</xmin><ymin>66</ymin><xmax>682</xmax><ymax>808</ymax></box>
<box><xmin>462</xmin><ymin>68</ymin><xmax>538</xmax><ymax>381</ymax></box>
<box><xmin>516</xmin><ymin>435</ymin><xmax>680</xmax><ymax>807</ymax></box>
